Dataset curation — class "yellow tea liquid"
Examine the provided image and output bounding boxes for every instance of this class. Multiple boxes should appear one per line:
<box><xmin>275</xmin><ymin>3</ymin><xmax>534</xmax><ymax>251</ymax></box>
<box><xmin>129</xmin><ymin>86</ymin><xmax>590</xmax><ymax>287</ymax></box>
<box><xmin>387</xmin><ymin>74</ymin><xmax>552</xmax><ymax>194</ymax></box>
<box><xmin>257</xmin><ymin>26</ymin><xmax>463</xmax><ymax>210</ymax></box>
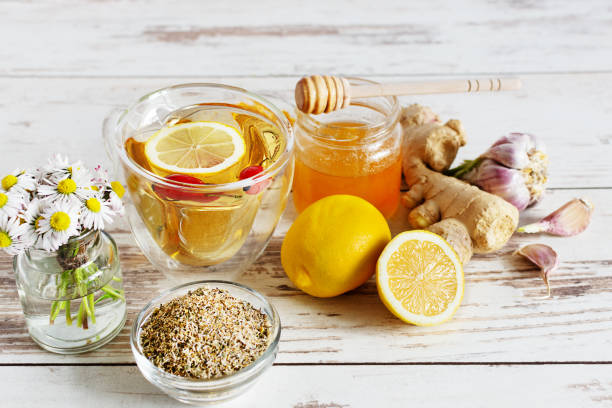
<box><xmin>124</xmin><ymin>104</ymin><xmax>286</xmax><ymax>266</ymax></box>
<box><xmin>293</xmin><ymin>121</ymin><xmax>401</xmax><ymax>218</ymax></box>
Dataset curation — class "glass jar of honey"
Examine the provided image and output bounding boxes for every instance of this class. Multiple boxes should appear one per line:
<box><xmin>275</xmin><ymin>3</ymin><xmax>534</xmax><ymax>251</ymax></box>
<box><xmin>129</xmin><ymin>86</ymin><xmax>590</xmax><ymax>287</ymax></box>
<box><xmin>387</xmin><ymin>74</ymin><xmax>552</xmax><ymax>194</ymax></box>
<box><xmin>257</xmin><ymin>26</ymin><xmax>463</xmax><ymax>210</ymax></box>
<box><xmin>293</xmin><ymin>78</ymin><xmax>402</xmax><ymax>218</ymax></box>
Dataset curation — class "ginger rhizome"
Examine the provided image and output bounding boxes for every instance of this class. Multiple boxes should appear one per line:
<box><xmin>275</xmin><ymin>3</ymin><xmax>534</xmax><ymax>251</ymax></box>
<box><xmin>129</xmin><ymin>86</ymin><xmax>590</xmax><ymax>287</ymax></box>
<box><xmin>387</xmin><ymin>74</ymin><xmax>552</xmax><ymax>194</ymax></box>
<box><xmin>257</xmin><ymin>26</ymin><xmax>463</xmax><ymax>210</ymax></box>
<box><xmin>400</xmin><ymin>104</ymin><xmax>519</xmax><ymax>263</ymax></box>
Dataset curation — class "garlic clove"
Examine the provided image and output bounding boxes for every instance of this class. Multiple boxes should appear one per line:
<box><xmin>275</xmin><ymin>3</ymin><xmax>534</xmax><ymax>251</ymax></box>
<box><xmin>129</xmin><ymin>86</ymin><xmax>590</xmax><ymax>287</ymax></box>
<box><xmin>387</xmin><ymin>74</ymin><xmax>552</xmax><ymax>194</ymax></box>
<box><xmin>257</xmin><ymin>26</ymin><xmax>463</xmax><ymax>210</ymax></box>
<box><xmin>515</xmin><ymin>243</ymin><xmax>559</xmax><ymax>297</ymax></box>
<box><xmin>517</xmin><ymin>198</ymin><xmax>593</xmax><ymax>236</ymax></box>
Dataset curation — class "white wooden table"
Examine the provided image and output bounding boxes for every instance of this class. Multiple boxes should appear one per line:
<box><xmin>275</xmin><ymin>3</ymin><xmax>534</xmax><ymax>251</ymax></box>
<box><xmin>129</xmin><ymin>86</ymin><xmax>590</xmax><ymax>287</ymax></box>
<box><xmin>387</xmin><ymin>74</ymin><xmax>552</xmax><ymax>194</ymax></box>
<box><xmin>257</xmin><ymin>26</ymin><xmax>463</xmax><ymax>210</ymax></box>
<box><xmin>2</xmin><ymin>1</ymin><xmax>612</xmax><ymax>406</ymax></box>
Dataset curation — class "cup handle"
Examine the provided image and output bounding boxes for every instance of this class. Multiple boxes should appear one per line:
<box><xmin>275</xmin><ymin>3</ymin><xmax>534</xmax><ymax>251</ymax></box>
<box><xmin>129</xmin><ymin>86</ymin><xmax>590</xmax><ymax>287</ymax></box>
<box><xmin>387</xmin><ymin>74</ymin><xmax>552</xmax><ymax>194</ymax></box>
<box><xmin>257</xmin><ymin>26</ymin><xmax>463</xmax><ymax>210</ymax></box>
<box><xmin>102</xmin><ymin>107</ymin><xmax>127</xmax><ymax>160</ymax></box>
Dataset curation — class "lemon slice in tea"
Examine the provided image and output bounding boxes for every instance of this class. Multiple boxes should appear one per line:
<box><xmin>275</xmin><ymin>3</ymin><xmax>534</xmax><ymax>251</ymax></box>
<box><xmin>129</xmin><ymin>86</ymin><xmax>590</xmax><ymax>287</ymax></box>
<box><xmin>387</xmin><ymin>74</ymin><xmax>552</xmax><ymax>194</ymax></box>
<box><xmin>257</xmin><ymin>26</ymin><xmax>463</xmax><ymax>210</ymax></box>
<box><xmin>145</xmin><ymin>121</ymin><xmax>246</xmax><ymax>177</ymax></box>
<box><xmin>376</xmin><ymin>230</ymin><xmax>464</xmax><ymax>326</ymax></box>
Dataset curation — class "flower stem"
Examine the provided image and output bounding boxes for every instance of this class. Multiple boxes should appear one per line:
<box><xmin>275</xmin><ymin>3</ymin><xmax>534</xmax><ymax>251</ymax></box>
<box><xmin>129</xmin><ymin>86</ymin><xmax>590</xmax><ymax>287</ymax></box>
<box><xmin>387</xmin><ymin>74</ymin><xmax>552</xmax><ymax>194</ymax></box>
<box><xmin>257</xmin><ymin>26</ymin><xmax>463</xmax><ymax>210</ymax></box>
<box><xmin>94</xmin><ymin>293</ymin><xmax>112</xmax><ymax>305</ymax></box>
<box><xmin>49</xmin><ymin>259</ymin><xmax>123</xmax><ymax>330</ymax></box>
<box><xmin>64</xmin><ymin>301</ymin><xmax>73</xmax><ymax>326</ymax></box>
<box><xmin>82</xmin><ymin>295</ymin><xmax>92</xmax><ymax>318</ymax></box>
<box><xmin>49</xmin><ymin>301</ymin><xmax>61</xmax><ymax>324</ymax></box>
<box><xmin>87</xmin><ymin>294</ymin><xmax>96</xmax><ymax>325</ymax></box>
<box><xmin>76</xmin><ymin>300</ymin><xmax>84</xmax><ymax>328</ymax></box>
<box><xmin>101</xmin><ymin>285</ymin><xmax>125</xmax><ymax>301</ymax></box>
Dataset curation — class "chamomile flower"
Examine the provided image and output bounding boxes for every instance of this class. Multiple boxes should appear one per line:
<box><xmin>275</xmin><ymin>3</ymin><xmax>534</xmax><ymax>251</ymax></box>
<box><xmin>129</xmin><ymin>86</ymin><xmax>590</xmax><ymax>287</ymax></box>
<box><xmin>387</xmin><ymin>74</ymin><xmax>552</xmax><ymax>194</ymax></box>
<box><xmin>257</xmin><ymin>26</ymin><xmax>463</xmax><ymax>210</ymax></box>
<box><xmin>0</xmin><ymin>215</ymin><xmax>27</xmax><ymax>255</ymax></box>
<box><xmin>0</xmin><ymin>155</ymin><xmax>124</xmax><ymax>254</ymax></box>
<box><xmin>1</xmin><ymin>169</ymin><xmax>36</xmax><ymax>195</ymax></box>
<box><xmin>45</xmin><ymin>153</ymin><xmax>71</xmax><ymax>171</ymax></box>
<box><xmin>80</xmin><ymin>193</ymin><xmax>114</xmax><ymax>230</ymax></box>
<box><xmin>106</xmin><ymin>181</ymin><xmax>125</xmax><ymax>214</ymax></box>
<box><xmin>43</xmin><ymin>154</ymin><xmax>91</xmax><ymax>184</ymax></box>
<box><xmin>91</xmin><ymin>165</ymin><xmax>109</xmax><ymax>190</ymax></box>
<box><xmin>0</xmin><ymin>190</ymin><xmax>25</xmax><ymax>218</ymax></box>
<box><xmin>21</xmin><ymin>198</ymin><xmax>46</xmax><ymax>248</ymax></box>
<box><xmin>42</xmin><ymin>154</ymin><xmax>73</xmax><ymax>178</ymax></box>
<box><xmin>37</xmin><ymin>201</ymin><xmax>81</xmax><ymax>251</ymax></box>
<box><xmin>37</xmin><ymin>171</ymin><xmax>92</xmax><ymax>206</ymax></box>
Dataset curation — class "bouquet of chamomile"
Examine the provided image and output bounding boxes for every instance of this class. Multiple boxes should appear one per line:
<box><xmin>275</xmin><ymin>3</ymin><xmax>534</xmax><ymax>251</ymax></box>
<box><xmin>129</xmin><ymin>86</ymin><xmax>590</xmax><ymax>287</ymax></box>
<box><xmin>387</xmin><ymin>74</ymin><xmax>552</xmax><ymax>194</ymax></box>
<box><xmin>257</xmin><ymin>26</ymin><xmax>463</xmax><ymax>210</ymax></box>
<box><xmin>0</xmin><ymin>154</ymin><xmax>125</xmax><ymax>328</ymax></box>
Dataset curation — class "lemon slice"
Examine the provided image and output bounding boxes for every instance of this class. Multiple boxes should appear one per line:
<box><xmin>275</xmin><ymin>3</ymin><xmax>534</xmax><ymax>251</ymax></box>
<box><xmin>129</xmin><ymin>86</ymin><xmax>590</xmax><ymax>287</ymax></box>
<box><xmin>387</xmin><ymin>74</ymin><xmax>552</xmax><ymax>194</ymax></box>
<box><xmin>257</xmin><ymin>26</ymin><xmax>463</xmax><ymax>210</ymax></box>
<box><xmin>376</xmin><ymin>230</ymin><xmax>464</xmax><ymax>326</ymax></box>
<box><xmin>145</xmin><ymin>121</ymin><xmax>245</xmax><ymax>176</ymax></box>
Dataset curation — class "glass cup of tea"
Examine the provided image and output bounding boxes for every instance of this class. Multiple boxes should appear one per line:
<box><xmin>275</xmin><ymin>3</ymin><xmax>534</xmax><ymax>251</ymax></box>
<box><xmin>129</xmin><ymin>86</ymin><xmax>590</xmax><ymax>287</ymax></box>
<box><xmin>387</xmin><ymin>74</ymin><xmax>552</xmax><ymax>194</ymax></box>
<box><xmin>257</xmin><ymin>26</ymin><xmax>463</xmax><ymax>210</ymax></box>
<box><xmin>103</xmin><ymin>83</ymin><xmax>294</xmax><ymax>281</ymax></box>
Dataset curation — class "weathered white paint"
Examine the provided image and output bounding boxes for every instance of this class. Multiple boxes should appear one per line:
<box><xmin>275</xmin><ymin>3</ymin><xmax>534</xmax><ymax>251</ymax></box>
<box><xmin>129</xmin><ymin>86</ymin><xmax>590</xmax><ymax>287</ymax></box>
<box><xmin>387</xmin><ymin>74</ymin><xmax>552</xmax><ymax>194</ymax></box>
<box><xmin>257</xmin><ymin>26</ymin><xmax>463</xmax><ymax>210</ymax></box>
<box><xmin>1</xmin><ymin>0</ymin><xmax>611</xmax><ymax>406</ymax></box>
<box><xmin>1</xmin><ymin>190</ymin><xmax>610</xmax><ymax>364</ymax></box>
<box><xmin>2</xmin><ymin>0</ymin><xmax>612</xmax><ymax>76</ymax></box>
<box><xmin>2</xmin><ymin>364</ymin><xmax>611</xmax><ymax>408</ymax></box>
<box><xmin>1</xmin><ymin>74</ymin><xmax>611</xmax><ymax>188</ymax></box>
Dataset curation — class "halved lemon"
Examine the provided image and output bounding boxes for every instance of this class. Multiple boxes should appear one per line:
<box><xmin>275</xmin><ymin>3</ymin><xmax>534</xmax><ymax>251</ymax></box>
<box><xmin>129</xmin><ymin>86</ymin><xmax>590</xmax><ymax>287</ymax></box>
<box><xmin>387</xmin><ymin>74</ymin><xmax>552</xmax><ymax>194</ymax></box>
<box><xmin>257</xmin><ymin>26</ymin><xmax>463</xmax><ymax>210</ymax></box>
<box><xmin>145</xmin><ymin>121</ymin><xmax>245</xmax><ymax>177</ymax></box>
<box><xmin>376</xmin><ymin>230</ymin><xmax>464</xmax><ymax>326</ymax></box>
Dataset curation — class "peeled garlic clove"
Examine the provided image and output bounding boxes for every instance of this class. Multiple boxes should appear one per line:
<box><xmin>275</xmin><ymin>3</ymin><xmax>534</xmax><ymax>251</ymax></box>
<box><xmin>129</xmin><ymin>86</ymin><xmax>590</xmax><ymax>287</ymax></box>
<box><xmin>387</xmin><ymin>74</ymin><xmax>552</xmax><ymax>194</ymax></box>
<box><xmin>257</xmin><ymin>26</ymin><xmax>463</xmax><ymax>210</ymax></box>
<box><xmin>517</xmin><ymin>198</ymin><xmax>593</xmax><ymax>236</ymax></box>
<box><xmin>515</xmin><ymin>243</ymin><xmax>559</xmax><ymax>297</ymax></box>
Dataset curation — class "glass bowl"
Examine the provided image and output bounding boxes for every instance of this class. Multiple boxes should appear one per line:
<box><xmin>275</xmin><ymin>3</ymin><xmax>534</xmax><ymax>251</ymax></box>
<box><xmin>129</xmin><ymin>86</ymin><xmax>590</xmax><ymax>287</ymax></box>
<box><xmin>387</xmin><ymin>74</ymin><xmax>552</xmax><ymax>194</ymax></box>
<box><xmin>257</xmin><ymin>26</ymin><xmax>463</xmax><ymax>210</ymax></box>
<box><xmin>131</xmin><ymin>280</ymin><xmax>281</xmax><ymax>406</ymax></box>
<box><xmin>103</xmin><ymin>83</ymin><xmax>294</xmax><ymax>283</ymax></box>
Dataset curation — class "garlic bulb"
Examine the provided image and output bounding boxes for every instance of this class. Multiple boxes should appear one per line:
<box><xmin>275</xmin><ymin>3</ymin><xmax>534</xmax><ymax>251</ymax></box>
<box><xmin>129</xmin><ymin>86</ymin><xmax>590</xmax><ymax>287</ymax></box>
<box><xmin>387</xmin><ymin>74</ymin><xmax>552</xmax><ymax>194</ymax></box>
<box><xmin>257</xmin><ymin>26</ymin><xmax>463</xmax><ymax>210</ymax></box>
<box><xmin>518</xmin><ymin>198</ymin><xmax>593</xmax><ymax>236</ymax></box>
<box><xmin>447</xmin><ymin>133</ymin><xmax>548</xmax><ymax>211</ymax></box>
<box><xmin>515</xmin><ymin>243</ymin><xmax>559</xmax><ymax>297</ymax></box>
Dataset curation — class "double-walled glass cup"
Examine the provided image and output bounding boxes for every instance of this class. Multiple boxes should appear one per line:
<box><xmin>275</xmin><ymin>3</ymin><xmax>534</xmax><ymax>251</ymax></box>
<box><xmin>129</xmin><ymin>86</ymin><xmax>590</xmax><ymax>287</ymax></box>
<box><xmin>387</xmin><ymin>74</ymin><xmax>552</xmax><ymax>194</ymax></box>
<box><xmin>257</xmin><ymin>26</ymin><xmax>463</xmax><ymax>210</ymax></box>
<box><xmin>104</xmin><ymin>84</ymin><xmax>294</xmax><ymax>282</ymax></box>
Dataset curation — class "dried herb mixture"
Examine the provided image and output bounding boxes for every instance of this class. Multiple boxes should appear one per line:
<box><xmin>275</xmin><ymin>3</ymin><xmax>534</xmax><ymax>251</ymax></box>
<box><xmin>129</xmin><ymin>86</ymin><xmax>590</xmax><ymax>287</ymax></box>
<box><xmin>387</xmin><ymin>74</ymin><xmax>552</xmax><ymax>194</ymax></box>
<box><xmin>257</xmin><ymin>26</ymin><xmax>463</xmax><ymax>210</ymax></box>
<box><xmin>140</xmin><ymin>287</ymin><xmax>272</xmax><ymax>379</ymax></box>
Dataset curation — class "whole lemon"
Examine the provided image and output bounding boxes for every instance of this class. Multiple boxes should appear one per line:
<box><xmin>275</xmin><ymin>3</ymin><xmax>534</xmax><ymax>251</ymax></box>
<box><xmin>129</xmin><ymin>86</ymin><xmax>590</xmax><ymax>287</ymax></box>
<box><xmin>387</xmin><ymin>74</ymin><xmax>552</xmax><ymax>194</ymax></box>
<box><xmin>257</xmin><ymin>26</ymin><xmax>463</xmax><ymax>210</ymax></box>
<box><xmin>281</xmin><ymin>195</ymin><xmax>391</xmax><ymax>297</ymax></box>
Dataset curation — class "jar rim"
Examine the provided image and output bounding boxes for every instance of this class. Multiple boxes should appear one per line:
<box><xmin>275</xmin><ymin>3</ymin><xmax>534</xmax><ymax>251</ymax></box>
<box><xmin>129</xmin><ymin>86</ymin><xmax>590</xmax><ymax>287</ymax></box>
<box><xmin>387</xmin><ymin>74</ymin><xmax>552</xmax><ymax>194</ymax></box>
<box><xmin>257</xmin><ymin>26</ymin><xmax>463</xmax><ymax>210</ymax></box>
<box><xmin>296</xmin><ymin>77</ymin><xmax>400</xmax><ymax>145</ymax></box>
<box><xmin>106</xmin><ymin>83</ymin><xmax>294</xmax><ymax>193</ymax></box>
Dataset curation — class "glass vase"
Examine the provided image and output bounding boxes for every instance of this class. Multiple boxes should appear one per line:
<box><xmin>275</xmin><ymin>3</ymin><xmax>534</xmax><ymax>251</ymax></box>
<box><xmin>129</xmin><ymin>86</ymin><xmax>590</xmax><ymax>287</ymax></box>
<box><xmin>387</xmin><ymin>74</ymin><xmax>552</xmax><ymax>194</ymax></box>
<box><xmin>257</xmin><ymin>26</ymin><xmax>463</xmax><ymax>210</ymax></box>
<box><xmin>14</xmin><ymin>230</ymin><xmax>126</xmax><ymax>354</ymax></box>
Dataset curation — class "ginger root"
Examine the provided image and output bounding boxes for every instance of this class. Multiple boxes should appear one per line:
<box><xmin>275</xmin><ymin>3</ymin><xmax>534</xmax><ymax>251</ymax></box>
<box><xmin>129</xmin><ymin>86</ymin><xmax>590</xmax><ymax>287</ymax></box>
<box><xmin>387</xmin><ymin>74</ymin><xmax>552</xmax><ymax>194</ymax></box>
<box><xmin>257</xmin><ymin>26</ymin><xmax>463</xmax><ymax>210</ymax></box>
<box><xmin>426</xmin><ymin>219</ymin><xmax>473</xmax><ymax>265</ymax></box>
<box><xmin>401</xmin><ymin>104</ymin><xmax>518</xmax><ymax>261</ymax></box>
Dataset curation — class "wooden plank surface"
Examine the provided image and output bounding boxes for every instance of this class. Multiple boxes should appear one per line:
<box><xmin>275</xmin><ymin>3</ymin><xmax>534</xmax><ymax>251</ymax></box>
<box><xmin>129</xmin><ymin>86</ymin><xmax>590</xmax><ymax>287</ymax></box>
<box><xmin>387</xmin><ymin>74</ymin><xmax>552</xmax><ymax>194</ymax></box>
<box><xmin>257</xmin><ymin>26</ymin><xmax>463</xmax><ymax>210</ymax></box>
<box><xmin>1</xmin><ymin>189</ymin><xmax>610</xmax><ymax>364</ymax></box>
<box><xmin>1</xmin><ymin>74</ymin><xmax>612</xmax><ymax>188</ymax></box>
<box><xmin>1</xmin><ymin>0</ymin><xmax>612</xmax><ymax>406</ymax></box>
<box><xmin>2</xmin><ymin>0</ymin><xmax>612</xmax><ymax>76</ymax></box>
<box><xmin>2</xmin><ymin>364</ymin><xmax>612</xmax><ymax>408</ymax></box>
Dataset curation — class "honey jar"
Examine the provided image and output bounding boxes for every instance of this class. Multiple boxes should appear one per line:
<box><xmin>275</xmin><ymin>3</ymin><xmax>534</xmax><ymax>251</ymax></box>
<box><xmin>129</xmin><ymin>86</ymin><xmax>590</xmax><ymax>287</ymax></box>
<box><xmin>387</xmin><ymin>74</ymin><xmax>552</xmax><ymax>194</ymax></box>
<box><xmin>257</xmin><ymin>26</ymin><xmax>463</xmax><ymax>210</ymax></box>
<box><xmin>293</xmin><ymin>78</ymin><xmax>402</xmax><ymax>218</ymax></box>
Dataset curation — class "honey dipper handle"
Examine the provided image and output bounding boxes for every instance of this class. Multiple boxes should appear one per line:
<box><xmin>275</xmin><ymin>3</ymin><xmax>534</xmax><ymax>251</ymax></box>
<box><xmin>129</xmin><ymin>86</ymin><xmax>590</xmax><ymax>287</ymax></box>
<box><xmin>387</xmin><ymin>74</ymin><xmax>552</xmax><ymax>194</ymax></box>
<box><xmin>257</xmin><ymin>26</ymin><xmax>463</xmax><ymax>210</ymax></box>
<box><xmin>350</xmin><ymin>77</ymin><xmax>522</xmax><ymax>99</ymax></box>
<box><xmin>295</xmin><ymin>75</ymin><xmax>522</xmax><ymax>114</ymax></box>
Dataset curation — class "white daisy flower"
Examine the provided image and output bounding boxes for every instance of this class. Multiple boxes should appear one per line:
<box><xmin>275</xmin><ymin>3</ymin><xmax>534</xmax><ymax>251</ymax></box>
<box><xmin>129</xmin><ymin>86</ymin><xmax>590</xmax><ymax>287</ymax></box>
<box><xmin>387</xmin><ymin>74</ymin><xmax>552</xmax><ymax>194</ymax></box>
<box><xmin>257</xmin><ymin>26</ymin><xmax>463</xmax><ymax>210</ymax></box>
<box><xmin>80</xmin><ymin>193</ymin><xmax>114</xmax><ymax>230</ymax></box>
<box><xmin>1</xmin><ymin>169</ymin><xmax>37</xmax><ymax>196</ymax></box>
<box><xmin>45</xmin><ymin>153</ymin><xmax>71</xmax><ymax>170</ymax></box>
<box><xmin>37</xmin><ymin>201</ymin><xmax>81</xmax><ymax>251</ymax></box>
<box><xmin>105</xmin><ymin>181</ymin><xmax>125</xmax><ymax>214</ymax></box>
<box><xmin>37</xmin><ymin>172</ymin><xmax>92</xmax><ymax>206</ymax></box>
<box><xmin>21</xmin><ymin>198</ymin><xmax>47</xmax><ymax>248</ymax></box>
<box><xmin>0</xmin><ymin>190</ymin><xmax>26</xmax><ymax>218</ymax></box>
<box><xmin>43</xmin><ymin>154</ymin><xmax>91</xmax><ymax>184</ymax></box>
<box><xmin>91</xmin><ymin>165</ymin><xmax>109</xmax><ymax>189</ymax></box>
<box><xmin>0</xmin><ymin>215</ymin><xmax>27</xmax><ymax>255</ymax></box>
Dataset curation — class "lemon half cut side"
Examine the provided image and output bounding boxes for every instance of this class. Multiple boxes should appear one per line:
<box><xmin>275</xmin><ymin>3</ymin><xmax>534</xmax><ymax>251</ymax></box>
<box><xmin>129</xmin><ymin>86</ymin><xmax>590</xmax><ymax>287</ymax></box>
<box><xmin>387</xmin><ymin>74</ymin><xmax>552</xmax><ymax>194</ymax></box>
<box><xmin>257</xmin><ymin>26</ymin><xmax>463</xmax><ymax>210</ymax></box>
<box><xmin>376</xmin><ymin>230</ymin><xmax>464</xmax><ymax>326</ymax></box>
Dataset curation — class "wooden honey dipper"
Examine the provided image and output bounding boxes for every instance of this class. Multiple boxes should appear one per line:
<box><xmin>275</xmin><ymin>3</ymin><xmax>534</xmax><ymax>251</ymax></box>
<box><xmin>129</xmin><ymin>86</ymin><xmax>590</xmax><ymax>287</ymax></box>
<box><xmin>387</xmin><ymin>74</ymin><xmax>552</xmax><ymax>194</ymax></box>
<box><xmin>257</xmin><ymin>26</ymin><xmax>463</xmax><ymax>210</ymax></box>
<box><xmin>295</xmin><ymin>75</ymin><xmax>522</xmax><ymax>114</ymax></box>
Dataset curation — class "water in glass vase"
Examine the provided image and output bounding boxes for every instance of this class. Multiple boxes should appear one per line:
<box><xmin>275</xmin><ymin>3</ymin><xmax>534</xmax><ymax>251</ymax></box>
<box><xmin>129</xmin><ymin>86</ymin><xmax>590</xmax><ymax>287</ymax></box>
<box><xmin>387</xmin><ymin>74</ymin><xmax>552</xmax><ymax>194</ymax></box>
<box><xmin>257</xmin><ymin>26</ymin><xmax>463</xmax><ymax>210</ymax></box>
<box><xmin>20</xmin><ymin>284</ymin><xmax>126</xmax><ymax>351</ymax></box>
<box><xmin>14</xmin><ymin>231</ymin><xmax>127</xmax><ymax>354</ymax></box>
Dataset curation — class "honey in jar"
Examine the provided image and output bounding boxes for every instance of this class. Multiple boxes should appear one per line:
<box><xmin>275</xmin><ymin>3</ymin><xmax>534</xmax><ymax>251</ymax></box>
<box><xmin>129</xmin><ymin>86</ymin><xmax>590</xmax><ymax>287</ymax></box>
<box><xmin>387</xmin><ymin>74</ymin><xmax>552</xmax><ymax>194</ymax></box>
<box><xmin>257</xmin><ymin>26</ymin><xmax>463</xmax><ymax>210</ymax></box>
<box><xmin>293</xmin><ymin>79</ymin><xmax>402</xmax><ymax>218</ymax></box>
